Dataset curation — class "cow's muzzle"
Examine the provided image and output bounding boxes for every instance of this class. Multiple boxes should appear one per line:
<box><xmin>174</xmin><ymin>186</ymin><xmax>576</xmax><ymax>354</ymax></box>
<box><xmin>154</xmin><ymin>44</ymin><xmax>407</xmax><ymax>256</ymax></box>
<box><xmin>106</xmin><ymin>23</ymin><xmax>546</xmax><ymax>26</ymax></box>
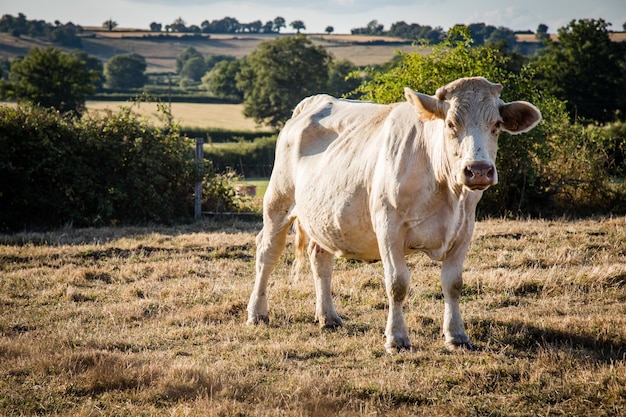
<box><xmin>463</xmin><ymin>162</ymin><xmax>497</xmax><ymax>190</ymax></box>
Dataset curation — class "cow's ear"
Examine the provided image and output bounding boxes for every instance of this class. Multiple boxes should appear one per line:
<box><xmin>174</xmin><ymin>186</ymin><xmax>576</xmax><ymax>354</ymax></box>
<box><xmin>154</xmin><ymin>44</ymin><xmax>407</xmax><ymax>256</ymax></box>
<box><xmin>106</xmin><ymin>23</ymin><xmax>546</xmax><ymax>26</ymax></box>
<box><xmin>404</xmin><ymin>87</ymin><xmax>447</xmax><ymax>122</ymax></box>
<box><xmin>499</xmin><ymin>101</ymin><xmax>542</xmax><ymax>134</ymax></box>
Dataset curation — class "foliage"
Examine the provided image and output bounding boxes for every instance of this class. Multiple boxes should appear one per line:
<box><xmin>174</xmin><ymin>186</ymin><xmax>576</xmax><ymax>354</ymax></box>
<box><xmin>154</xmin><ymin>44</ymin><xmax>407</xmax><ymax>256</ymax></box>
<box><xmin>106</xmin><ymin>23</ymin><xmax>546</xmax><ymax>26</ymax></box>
<box><xmin>290</xmin><ymin>20</ymin><xmax>306</xmax><ymax>33</ymax></box>
<box><xmin>0</xmin><ymin>104</ymin><xmax>197</xmax><ymax>231</ymax></box>
<box><xmin>353</xmin><ymin>25</ymin><xmax>625</xmax><ymax>216</ymax></box>
<box><xmin>180</xmin><ymin>57</ymin><xmax>208</xmax><ymax>83</ymax></box>
<box><xmin>467</xmin><ymin>23</ymin><xmax>517</xmax><ymax>49</ymax></box>
<box><xmin>531</xmin><ymin>18</ymin><xmax>626</xmax><ymax>123</ymax></box>
<box><xmin>1</xmin><ymin>47</ymin><xmax>101</xmax><ymax>115</ymax></box>
<box><xmin>236</xmin><ymin>36</ymin><xmax>332</xmax><ymax>129</ymax></box>
<box><xmin>105</xmin><ymin>53</ymin><xmax>147</xmax><ymax>89</ymax></box>
<box><xmin>385</xmin><ymin>21</ymin><xmax>444</xmax><ymax>43</ymax></box>
<box><xmin>204</xmin><ymin>135</ymin><xmax>277</xmax><ymax>178</ymax></box>
<box><xmin>354</xmin><ymin>25</ymin><xmax>510</xmax><ymax>103</ymax></box>
<box><xmin>102</xmin><ymin>19</ymin><xmax>118</xmax><ymax>31</ymax></box>
<box><xmin>326</xmin><ymin>59</ymin><xmax>362</xmax><ymax>98</ymax></box>
<box><xmin>205</xmin><ymin>54</ymin><xmax>236</xmax><ymax>71</ymax></box>
<box><xmin>202</xmin><ymin>59</ymin><xmax>244</xmax><ymax>100</ymax></box>
<box><xmin>0</xmin><ymin>13</ymin><xmax>82</xmax><ymax>46</ymax></box>
<box><xmin>201</xmin><ymin>166</ymin><xmax>252</xmax><ymax>212</ymax></box>
<box><xmin>176</xmin><ymin>46</ymin><xmax>204</xmax><ymax>74</ymax></box>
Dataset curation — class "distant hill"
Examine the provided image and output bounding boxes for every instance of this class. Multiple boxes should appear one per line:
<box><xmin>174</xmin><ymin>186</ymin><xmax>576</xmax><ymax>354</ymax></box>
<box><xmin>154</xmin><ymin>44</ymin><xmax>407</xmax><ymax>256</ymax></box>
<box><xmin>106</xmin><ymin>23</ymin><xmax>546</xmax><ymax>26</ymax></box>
<box><xmin>2</xmin><ymin>28</ymin><xmax>624</xmax><ymax>73</ymax></box>
<box><xmin>0</xmin><ymin>29</ymin><xmax>419</xmax><ymax>72</ymax></box>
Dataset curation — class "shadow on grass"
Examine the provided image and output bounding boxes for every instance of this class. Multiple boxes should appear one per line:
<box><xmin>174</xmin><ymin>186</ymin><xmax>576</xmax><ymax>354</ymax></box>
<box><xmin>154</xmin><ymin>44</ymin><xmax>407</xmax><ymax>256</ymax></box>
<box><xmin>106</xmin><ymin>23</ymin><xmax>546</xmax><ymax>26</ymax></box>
<box><xmin>469</xmin><ymin>317</ymin><xmax>626</xmax><ymax>363</ymax></box>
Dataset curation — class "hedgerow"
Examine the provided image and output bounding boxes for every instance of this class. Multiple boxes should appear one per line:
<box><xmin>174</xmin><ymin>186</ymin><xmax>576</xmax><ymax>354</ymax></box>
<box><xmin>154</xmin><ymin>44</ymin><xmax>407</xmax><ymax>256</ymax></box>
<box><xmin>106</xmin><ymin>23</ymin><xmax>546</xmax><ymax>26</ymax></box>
<box><xmin>0</xmin><ymin>105</ymin><xmax>196</xmax><ymax>231</ymax></box>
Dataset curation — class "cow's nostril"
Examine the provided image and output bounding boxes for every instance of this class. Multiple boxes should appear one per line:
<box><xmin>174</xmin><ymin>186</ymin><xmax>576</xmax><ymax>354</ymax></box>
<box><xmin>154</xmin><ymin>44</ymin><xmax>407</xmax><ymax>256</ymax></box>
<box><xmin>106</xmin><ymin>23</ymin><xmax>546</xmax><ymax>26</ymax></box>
<box><xmin>464</xmin><ymin>162</ymin><xmax>496</xmax><ymax>188</ymax></box>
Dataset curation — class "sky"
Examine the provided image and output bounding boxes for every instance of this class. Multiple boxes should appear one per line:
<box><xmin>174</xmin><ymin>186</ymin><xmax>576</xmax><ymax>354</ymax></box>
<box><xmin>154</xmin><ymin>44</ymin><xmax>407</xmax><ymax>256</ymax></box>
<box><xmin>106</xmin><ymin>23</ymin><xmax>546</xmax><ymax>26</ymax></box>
<box><xmin>3</xmin><ymin>0</ymin><xmax>625</xmax><ymax>35</ymax></box>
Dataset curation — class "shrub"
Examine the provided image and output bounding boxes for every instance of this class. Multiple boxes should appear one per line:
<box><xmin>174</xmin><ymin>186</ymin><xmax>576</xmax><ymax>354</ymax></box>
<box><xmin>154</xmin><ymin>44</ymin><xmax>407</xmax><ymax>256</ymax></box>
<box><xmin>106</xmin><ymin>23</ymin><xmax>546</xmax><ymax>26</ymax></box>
<box><xmin>204</xmin><ymin>135</ymin><xmax>276</xmax><ymax>178</ymax></box>
<box><xmin>0</xmin><ymin>104</ymin><xmax>196</xmax><ymax>231</ymax></box>
<box><xmin>354</xmin><ymin>26</ymin><xmax>626</xmax><ymax>217</ymax></box>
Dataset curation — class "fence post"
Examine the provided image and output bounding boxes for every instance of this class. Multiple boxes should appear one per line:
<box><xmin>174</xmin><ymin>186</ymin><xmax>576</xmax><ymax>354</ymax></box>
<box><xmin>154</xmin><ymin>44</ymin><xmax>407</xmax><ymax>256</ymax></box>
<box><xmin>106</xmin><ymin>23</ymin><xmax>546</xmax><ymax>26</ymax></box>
<box><xmin>194</xmin><ymin>137</ymin><xmax>204</xmax><ymax>219</ymax></box>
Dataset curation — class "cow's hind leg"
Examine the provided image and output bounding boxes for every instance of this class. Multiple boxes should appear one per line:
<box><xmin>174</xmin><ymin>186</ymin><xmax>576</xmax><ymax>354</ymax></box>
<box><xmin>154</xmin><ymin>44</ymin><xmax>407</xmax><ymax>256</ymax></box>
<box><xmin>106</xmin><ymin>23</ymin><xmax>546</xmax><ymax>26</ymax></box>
<box><xmin>247</xmin><ymin>200</ymin><xmax>294</xmax><ymax>325</ymax></box>
<box><xmin>308</xmin><ymin>241</ymin><xmax>342</xmax><ymax>328</ymax></box>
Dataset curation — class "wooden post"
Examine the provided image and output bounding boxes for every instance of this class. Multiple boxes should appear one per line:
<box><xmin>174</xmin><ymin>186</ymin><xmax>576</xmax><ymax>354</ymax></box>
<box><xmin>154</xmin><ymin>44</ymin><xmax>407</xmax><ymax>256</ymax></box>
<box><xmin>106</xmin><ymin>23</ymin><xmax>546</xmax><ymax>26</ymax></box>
<box><xmin>194</xmin><ymin>137</ymin><xmax>204</xmax><ymax>219</ymax></box>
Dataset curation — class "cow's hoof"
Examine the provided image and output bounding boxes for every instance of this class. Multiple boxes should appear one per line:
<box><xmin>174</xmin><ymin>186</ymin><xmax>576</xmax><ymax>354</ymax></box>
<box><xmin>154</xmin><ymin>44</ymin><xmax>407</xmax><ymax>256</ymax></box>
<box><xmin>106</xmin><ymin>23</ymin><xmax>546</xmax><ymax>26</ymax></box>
<box><xmin>445</xmin><ymin>340</ymin><xmax>474</xmax><ymax>352</ymax></box>
<box><xmin>247</xmin><ymin>315</ymin><xmax>269</xmax><ymax>325</ymax></box>
<box><xmin>385</xmin><ymin>335</ymin><xmax>413</xmax><ymax>354</ymax></box>
<box><xmin>318</xmin><ymin>315</ymin><xmax>343</xmax><ymax>329</ymax></box>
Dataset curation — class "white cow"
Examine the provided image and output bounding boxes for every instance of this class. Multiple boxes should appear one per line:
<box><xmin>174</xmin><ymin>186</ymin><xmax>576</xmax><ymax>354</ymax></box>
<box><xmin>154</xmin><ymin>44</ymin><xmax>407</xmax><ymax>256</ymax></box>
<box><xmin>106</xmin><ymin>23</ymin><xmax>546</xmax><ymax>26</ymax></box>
<box><xmin>247</xmin><ymin>77</ymin><xmax>541</xmax><ymax>352</ymax></box>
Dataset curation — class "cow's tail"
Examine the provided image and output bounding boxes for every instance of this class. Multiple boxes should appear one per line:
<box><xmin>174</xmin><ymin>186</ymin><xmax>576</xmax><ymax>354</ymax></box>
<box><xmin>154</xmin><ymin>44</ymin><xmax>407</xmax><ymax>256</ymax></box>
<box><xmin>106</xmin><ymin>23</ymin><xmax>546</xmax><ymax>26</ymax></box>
<box><xmin>291</xmin><ymin>218</ymin><xmax>308</xmax><ymax>282</ymax></box>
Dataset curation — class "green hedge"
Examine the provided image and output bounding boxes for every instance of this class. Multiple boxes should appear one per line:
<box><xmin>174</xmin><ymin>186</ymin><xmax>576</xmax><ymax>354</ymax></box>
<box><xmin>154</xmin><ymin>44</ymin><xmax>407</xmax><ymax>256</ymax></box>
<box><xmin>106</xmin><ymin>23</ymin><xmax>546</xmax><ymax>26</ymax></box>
<box><xmin>203</xmin><ymin>136</ymin><xmax>277</xmax><ymax>178</ymax></box>
<box><xmin>0</xmin><ymin>105</ymin><xmax>196</xmax><ymax>231</ymax></box>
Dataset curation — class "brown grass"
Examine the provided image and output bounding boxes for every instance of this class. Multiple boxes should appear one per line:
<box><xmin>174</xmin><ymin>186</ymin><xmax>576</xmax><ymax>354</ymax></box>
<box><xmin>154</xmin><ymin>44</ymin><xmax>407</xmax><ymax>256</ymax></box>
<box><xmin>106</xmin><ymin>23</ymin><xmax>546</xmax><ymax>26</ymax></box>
<box><xmin>1</xmin><ymin>217</ymin><xmax>625</xmax><ymax>416</ymax></box>
<box><xmin>85</xmin><ymin>101</ymin><xmax>271</xmax><ymax>132</ymax></box>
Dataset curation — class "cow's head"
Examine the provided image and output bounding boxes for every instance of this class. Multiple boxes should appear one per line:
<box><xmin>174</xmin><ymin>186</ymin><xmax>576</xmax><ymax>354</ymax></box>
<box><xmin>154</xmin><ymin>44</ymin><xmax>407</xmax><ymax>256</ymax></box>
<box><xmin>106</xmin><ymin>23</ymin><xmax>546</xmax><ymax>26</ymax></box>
<box><xmin>404</xmin><ymin>77</ymin><xmax>542</xmax><ymax>191</ymax></box>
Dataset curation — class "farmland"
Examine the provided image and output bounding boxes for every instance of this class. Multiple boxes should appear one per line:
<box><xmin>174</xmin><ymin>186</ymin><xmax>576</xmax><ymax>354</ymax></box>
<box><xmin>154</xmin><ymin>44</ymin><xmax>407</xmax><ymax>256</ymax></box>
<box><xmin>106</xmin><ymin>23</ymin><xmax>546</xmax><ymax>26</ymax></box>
<box><xmin>0</xmin><ymin>31</ymin><xmax>420</xmax><ymax>72</ymax></box>
<box><xmin>1</xmin><ymin>217</ymin><xmax>625</xmax><ymax>416</ymax></box>
<box><xmin>86</xmin><ymin>101</ymin><xmax>269</xmax><ymax>132</ymax></box>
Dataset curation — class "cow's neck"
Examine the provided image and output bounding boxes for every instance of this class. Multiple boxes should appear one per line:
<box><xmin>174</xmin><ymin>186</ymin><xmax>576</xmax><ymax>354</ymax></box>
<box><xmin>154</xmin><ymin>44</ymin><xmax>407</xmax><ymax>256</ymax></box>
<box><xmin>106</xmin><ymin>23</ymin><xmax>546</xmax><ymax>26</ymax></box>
<box><xmin>423</xmin><ymin>120</ymin><xmax>461</xmax><ymax>196</ymax></box>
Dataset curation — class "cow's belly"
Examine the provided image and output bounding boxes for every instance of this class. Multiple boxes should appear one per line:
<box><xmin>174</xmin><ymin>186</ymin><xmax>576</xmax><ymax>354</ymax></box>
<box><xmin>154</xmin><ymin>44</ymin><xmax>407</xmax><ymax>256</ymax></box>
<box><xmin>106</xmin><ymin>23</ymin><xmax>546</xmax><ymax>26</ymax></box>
<box><xmin>295</xmin><ymin>183</ymin><xmax>380</xmax><ymax>261</ymax></box>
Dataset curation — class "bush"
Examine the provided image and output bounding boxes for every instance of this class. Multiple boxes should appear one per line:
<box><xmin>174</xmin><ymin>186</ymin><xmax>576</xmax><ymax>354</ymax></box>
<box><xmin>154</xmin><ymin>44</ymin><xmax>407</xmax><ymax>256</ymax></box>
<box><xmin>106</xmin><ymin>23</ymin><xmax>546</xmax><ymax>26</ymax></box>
<box><xmin>0</xmin><ymin>104</ymin><xmax>196</xmax><ymax>231</ymax></box>
<box><xmin>201</xmin><ymin>165</ymin><xmax>254</xmax><ymax>213</ymax></box>
<box><xmin>354</xmin><ymin>26</ymin><xmax>626</xmax><ymax>217</ymax></box>
<box><xmin>204</xmin><ymin>135</ymin><xmax>276</xmax><ymax>178</ymax></box>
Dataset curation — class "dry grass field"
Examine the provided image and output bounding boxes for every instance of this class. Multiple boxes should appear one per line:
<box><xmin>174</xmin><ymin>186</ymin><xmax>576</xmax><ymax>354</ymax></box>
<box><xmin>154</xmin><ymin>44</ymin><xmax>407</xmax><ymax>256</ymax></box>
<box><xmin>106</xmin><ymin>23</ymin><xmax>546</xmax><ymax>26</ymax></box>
<box><xmin>85</xmin><ymin>101</ymin><xmax>269</xmax><ymax>132</ymax></box>
<box><xmin>1</xmin><ymin>217</ymin><xmax>625</xmax><ymax>416</ymax></box>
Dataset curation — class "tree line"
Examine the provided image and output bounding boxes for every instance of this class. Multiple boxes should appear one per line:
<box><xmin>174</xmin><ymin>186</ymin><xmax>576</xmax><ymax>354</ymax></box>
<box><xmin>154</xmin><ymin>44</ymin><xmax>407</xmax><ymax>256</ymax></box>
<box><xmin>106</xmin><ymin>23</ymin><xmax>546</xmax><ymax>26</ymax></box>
<box><xmin>1</xmin><ymin>17</ymin><xmax>624</xmax><ymax>126</ymax></box>
<box><xmin>0</xmin><ymin>13</ymin><xmax>82</xmax><ymax>47</ymax></box>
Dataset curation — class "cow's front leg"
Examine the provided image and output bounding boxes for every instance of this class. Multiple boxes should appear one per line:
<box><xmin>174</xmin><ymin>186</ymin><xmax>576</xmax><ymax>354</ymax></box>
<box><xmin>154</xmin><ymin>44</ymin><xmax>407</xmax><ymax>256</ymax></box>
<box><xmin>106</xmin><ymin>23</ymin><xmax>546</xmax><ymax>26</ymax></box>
<box><xmin>380</xmin><ymin>244</ymin><xmax>412</xmax><ymax>353</ymax></box>
<box><xmin>247</xmin><ymin>206</ymin><xmax>293</xmax><ymax>325</ymax></box>
<box><xmin>441</xmin><ymin>251</ymin><xmax>472</xmax><ymax>351</ymax></box>
<box><xmin>308</xmin><ymin>242</ymin><xmax>342</xmax><ymax>328</ymax></box>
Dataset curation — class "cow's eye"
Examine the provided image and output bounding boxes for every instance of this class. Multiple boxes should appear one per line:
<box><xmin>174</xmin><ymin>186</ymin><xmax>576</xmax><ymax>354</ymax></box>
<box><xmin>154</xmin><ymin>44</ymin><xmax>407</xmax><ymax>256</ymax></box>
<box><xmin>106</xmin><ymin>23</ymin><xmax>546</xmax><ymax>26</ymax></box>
<box><xmin>447</xmin><ymin>121</ymin><xmax>456</xmax><ymax>133</ymax></box>
<box><xmin>492</xmin><ymin>121</ymin><xmax>502</xmax><ymax>134</ymax></box>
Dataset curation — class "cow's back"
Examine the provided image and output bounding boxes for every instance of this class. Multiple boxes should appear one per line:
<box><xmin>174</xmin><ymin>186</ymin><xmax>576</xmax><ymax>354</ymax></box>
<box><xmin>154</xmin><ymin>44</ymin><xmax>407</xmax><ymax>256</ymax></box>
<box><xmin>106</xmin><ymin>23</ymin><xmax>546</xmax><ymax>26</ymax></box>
<box><xmin>282</xmin><ymin>95</ymin><xmax>394</xmax><ymax>161</ymax></box>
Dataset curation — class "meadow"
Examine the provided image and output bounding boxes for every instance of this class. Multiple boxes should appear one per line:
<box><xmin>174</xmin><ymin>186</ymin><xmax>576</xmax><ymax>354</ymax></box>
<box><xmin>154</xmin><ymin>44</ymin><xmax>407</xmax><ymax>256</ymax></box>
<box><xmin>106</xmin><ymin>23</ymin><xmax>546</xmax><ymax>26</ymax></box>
<box><xmin>85</xmin><ymin>101</ymin><xmax>269</xmax><ymax>133</ymax></box>
<box><xmin>1</xmin><ymin>217</ymin><xmax>625</xmax><ymax>416</ymax></box>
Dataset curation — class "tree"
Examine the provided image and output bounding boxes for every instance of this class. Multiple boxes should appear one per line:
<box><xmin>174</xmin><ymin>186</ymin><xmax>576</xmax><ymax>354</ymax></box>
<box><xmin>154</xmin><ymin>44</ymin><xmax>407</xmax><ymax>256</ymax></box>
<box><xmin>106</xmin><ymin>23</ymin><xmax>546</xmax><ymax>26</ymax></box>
<box><xmin>536</xmin><ymin>23</ymin><xmax>549</xmax><ymax>41</ymax></box>
<box><xmin>356</xmin><ymin>24</ymin><xmax>622</xmax><ymax>216</ymax></box>
<box><xmin>3</xmin><ymin>47</ymin><xmax>100</xmax><ymax>115</ymax></box>
<box><xmin>325</xmin><ymin>26</ymin><xmax>334</xmax><ymax>35</ymax></box>
<box><xmin>326</xmin><ymin>59</ymin><xmax>361</xmax><ymax>97</ymax></box>
<box><xmin>205</xmin><ymin>55</ymin><xmax>236</xmax><ymax>71</ymax></box>
<box><xmin>150</xmin><ymin>22</ymin><xmax>162</xmax><ymax>32</ymax></box>
<box><xmin>176</xmin><ymin>46</ymin><xmax>203</xmax><ymax>73</ymax></box>
<box><xmin>532</xmin><ymin>18</ymin><xmax>626</xmax><ymax>123</ymax></box>
<box><xmin>168</xmin><ymin>17</ymin><xmax>187</xmax><ymax>32</ymax></box>
<box><xmin>104</xmin><ymin>53</ymin><xmax>146</xmax><ymax>89</ymax></box>
<box><xmin>290</xmin><ymin>20</ymin><xmax>305</xmax><ymax>34</ymax></box>
<box><xmin>367</xmin><ymin>20</ymin><xmax>384</xmax><ymax>35</ymax></box>
<box><xmin>237</xmin><ymin>36</ymin><xmax>332</xmax><ymax>128</ymax></box>
<box><xmin>180</xmin><ymin>56</ymin><xmax>207</xmax><ymax>82</ymax></box>
<box><xmin>48</xmin><ymin>22</ymin><xmax>82</xmax><ymax>47</ymax></box>
<box><xmin>103</xmin><ymin>19</ymin><xmax>117</xmax><ymax>32</ymax></box>
<box><xmin>273</xmin><ymin>17</ymin><xmax>286</xmax><ymax>33</ymax></box>
<box><xmin>202</xmin><ymin>59</ymin><xmax>244</xmax><ymax>100</ymax></box>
